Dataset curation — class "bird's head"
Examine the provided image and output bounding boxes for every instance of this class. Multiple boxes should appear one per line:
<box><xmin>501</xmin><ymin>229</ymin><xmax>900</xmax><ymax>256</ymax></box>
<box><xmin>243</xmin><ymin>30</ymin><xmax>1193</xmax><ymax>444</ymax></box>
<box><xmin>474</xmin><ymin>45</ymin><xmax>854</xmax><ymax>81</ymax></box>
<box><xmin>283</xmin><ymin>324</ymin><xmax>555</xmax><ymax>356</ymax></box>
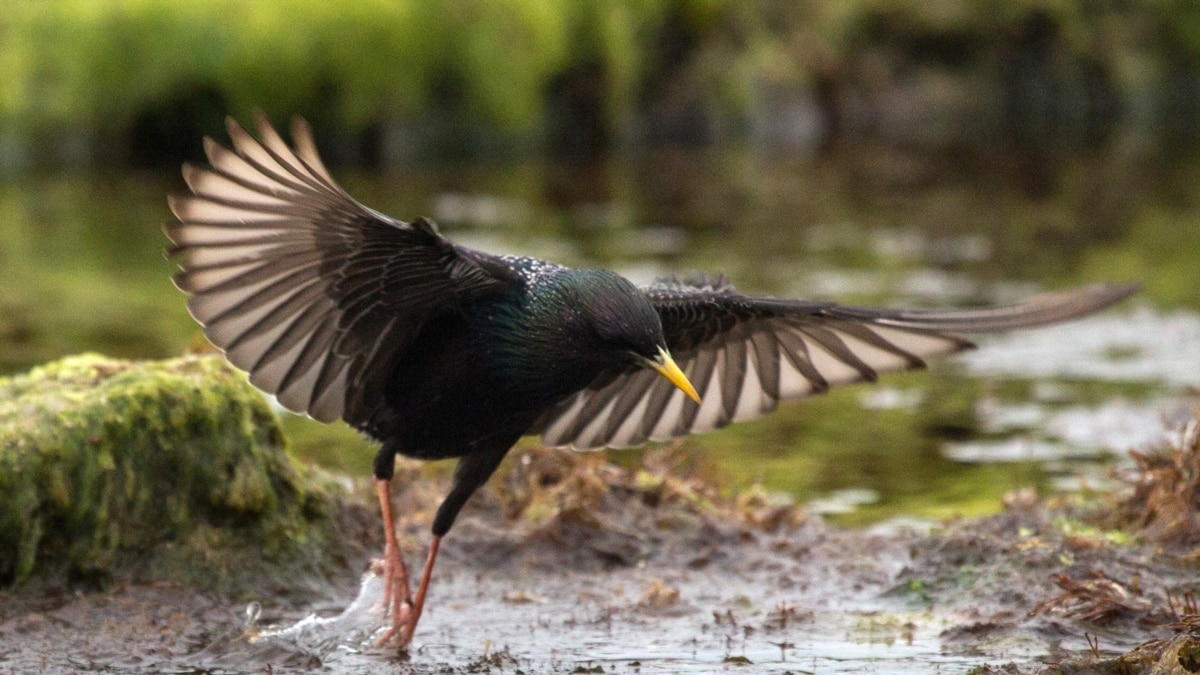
<box><xmin>555</xmin><ymin>270</ymin><xmax>701</xmax><ymax>404</ymax></box>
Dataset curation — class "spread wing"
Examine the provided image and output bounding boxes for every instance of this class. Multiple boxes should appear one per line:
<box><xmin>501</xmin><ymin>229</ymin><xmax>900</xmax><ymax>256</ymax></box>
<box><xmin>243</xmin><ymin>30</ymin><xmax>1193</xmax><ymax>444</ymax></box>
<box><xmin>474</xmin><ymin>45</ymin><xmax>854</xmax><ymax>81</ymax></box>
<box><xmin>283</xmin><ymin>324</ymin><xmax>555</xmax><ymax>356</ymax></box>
<box><xmin>165</xmin><ymin>113</ymin><xmax>515</xmax><ymax>424</ymax></box>
<box><xmin>534</xmin><ymin>275</ymin><xmax>1137</xmax><ymax>450</ymax></box>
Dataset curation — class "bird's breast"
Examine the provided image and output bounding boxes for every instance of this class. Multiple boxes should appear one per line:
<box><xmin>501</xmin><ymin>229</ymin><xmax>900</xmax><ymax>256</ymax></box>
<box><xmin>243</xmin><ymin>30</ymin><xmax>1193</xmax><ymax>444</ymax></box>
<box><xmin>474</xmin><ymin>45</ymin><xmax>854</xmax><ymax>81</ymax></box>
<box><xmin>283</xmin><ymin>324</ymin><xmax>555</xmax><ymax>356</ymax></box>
<box><xmin>372</xmin><ymin>298</ymin><xmax>606</xmax><ymax>460</ymax></box>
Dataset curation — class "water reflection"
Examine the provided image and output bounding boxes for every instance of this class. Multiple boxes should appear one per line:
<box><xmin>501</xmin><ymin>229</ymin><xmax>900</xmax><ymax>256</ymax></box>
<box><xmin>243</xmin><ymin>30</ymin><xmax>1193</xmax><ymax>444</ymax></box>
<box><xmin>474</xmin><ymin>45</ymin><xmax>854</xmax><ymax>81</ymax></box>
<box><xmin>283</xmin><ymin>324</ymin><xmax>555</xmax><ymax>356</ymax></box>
<box><xmin>3</xmin><ymin>140</ymin><xmax>1198</xmax><ymax>521</ymax></box>
<box><xmin>965</xmin><ymin>308</ymin><xmax>1200</xmax><ymax>386</ymax></box>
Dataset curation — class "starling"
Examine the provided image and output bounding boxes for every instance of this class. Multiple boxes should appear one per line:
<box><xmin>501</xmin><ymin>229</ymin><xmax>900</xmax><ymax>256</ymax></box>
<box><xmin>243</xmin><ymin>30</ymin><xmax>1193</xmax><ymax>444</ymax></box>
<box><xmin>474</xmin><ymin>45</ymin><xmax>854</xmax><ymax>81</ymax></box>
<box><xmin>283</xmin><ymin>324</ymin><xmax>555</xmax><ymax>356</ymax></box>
<box><xmin>165</xmin><ymin>114</ymin><xmax>1136</xmax><ymax>649</ymax></box>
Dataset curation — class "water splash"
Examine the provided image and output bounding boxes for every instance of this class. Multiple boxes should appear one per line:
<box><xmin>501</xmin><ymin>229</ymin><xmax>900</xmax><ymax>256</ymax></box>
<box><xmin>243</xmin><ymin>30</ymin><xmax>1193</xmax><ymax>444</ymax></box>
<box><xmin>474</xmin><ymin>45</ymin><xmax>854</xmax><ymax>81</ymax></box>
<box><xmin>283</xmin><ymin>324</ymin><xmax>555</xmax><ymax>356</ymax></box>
<box><xmin>187</xmin><ymin>570</ymin><xmax>389</xmax><ymax>671</ymax></box>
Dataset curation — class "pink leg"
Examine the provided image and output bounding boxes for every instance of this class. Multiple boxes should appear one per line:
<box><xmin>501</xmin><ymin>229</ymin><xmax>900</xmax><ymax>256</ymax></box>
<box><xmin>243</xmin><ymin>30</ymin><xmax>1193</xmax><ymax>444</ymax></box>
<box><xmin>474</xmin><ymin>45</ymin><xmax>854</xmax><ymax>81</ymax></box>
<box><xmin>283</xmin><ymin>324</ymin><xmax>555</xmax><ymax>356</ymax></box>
<box><xmin>396</xmin><ymin>535</ymin><xmax>442</xmax><ymax>646</ymax></box>
<box><xmin>373</xmin><ymin>479</ymin><xmax>414</xmax><ymax>648</ymax></box>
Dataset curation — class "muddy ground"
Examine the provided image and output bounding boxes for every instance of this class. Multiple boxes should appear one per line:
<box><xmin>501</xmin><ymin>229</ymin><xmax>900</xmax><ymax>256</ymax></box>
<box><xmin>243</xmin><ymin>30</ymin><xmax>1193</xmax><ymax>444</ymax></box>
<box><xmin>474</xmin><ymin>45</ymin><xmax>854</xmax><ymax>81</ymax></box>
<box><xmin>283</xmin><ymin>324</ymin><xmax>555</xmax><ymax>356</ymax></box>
<box><xmin>3</xmin><ymin>443</ymin><xmax>1200</xmax><ymax>674</ymax></box>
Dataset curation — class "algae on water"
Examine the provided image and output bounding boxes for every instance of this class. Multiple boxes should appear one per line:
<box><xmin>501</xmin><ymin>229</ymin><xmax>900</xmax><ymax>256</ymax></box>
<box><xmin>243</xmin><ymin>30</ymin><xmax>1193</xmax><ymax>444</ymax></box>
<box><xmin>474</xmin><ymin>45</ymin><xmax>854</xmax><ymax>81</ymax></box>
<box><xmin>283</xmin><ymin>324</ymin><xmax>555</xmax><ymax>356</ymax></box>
<box><xmin>0</xmin><ymin>353</ymin><xmax>363</xmax><ymax>597</ymax></box>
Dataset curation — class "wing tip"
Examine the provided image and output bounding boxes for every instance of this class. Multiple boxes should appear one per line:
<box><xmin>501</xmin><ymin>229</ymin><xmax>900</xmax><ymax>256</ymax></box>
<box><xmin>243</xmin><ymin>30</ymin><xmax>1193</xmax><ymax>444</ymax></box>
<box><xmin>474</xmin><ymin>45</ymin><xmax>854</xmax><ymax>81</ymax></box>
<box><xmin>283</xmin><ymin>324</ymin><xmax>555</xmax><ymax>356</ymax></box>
<box><xmin>290</xmin><ymin>115</ymin><xmax>313</xmax><ymax>143</ymax></box>
<box><xmin>252</xmin><ymin>108</ymin><xmax>271</xmax><ymax>133</ymax></box>
<box><xmin>1010</xmin><ymin>280</ymin><xmax>1141</xmax><ymax>329</ymax></box>
<box><xmin>1101</xmin><ymin>281</ymin><xmax>1141</xmax><ymax>305</ymax></box>
<box><xmin>225</xmin><ymin>115</ymin><xmax>248</xmax><ymax>140</ymax></box>
<box><xmin>166</xmin><ymin>192</ymin><xmax>189</xmax><ymax>221</ymax></box>
<box><xmin>201</xmin><ymin>135</ymin><xmax>221</xmax><ymax>163</ymax></box>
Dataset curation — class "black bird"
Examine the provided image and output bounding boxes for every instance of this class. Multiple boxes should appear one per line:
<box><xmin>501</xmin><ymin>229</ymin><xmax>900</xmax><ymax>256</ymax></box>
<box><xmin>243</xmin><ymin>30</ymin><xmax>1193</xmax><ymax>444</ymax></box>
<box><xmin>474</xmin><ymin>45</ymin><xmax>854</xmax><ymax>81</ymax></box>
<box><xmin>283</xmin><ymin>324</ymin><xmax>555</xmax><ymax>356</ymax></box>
<box><xmin>165</xmin><ymin>114</ymin><xmax>1136</xmax><ymax>648</ymax></box>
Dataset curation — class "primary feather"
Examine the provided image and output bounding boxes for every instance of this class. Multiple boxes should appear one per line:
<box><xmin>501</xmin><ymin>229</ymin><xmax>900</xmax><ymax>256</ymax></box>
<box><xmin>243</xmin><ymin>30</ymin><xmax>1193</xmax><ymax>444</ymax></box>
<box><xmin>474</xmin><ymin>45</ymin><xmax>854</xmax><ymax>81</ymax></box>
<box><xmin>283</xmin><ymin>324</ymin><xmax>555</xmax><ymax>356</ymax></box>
<box><xmin>167</xmin><ymin>115</ymin><xmax>515</xmax><ymax>425</ymax></box>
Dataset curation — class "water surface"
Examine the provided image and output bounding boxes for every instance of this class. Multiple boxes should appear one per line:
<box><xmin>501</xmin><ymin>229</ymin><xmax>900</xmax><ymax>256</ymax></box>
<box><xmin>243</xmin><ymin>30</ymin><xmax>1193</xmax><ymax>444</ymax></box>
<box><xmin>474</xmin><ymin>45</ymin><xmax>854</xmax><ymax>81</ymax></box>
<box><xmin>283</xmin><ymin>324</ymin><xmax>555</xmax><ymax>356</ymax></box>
<box><xmin>3</xmin><ymin>139</ymin><xmax>1198</xmax><ymax>522</ymax></box>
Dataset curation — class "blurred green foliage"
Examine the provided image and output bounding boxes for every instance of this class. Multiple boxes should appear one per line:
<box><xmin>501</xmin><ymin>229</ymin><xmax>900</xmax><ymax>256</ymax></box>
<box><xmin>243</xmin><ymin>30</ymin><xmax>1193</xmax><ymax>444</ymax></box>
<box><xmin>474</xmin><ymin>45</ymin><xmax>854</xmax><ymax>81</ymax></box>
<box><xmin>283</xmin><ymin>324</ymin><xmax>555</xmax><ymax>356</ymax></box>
<box><xmin>0</xmin><ymin>0</ymin><xmax>666</xmax><ymax>135</ymax></box>
<box><xmin>3</xmin><ymin>0</ymin><xmax>1200</xmax><ymax>152</ymax></box>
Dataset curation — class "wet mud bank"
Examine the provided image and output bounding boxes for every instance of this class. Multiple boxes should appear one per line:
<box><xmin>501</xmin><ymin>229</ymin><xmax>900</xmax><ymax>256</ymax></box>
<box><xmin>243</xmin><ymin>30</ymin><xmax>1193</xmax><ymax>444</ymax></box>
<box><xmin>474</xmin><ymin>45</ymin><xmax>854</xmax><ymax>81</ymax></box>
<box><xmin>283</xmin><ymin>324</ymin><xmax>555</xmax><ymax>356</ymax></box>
<box><xmin>4</xmin><ymin>433</ymin><xmax>1200</xmax><ymax>674</ymax></box>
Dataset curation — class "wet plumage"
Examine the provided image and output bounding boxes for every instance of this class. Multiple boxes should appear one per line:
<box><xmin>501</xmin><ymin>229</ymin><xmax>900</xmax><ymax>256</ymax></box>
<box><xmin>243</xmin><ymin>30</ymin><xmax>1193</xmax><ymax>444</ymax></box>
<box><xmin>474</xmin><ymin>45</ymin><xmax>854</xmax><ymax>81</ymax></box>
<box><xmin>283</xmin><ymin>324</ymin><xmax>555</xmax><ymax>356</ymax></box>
<box><xmin>165</xmin><ymin>114</ymin><xmax>1137</xmax><ymax>649</ymax></box>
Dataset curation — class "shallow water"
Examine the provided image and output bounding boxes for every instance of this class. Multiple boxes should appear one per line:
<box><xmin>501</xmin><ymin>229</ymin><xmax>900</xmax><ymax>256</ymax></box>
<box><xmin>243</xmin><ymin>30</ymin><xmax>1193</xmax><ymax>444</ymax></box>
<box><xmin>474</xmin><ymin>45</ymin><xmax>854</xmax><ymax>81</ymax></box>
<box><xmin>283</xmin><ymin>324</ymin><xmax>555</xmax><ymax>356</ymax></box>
<box><xmin>175</xmin><ymin>505</ymin><xmax>1161</xmax><ymax>675</ymax></box>
<box><xmin>3</xmin><ymin>140</ymin><xmax>1200</xmax><ymax>523</ymax></box>
<box><xmin>185</xmin><ymin>537</ymin><xmax>1002</xmax><ymax>673</ymax></box>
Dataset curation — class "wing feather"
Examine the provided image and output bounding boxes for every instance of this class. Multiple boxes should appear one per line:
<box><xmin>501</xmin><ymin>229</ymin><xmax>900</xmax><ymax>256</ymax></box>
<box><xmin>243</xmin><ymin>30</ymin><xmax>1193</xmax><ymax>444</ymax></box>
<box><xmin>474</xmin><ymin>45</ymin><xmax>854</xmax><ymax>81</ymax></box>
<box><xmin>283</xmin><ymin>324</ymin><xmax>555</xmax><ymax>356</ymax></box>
<box><xmin>749</xmin><ymin>331</ymin><xmax>781</xmax><ymax>399</ymax></box>
<box><xmin>640</xmin><ymin>373</ymin><xmax>681</xmax><ymax>441</ymax></box>
<box><xmin>166</xmin><ymin>113</ymin><xmax>514</xmax><ymax>424</ymax></box>
<box><xmin>533</xmin><ymin>276</ymin><xmax>1135</xmax><ymax>449</ymax></box>
<box><xmin>603</xmin><ymin>369</ymin><xmax>659</xmax><ymax>443</ymax></box>
<box><xmin>718</xmin><ymin>334</ymin><xmax>748</xmax><ymax>420</ymax></box>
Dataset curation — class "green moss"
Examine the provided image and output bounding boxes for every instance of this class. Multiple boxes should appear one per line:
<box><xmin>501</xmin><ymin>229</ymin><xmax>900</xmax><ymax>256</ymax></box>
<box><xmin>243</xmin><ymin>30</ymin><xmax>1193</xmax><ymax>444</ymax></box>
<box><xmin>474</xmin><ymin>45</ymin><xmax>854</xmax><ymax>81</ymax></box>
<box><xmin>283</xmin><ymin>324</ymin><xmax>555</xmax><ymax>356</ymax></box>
<box><xmin>0</xmin><ymin>353</ymin><xmax>357</xmax><ymax>597</ymax></box>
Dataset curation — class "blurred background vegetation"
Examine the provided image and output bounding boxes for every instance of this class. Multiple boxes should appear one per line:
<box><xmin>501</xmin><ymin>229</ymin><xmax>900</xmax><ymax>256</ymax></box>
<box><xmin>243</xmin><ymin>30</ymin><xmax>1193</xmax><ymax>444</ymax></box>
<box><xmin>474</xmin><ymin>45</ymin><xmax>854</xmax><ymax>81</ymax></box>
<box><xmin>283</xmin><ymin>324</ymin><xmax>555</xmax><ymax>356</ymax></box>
<box><xmin>4</xmin><ymin>0</ymin><xmax>1200</xmax><ymax>168</ymax></box>
<box><xmin>3</xmin><ymin>0</ymin><xmax>1200</xmax><ymax>523</ymax></box>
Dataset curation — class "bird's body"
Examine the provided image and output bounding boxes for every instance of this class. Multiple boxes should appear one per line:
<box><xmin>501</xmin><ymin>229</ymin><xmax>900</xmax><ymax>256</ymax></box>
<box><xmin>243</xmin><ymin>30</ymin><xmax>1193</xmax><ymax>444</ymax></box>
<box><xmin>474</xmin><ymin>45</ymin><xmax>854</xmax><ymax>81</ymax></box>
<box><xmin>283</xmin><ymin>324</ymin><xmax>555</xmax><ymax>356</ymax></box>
<box><xmin>370</xmin><ymin>261</ymin><xmax>656</xmax><ymax>456</ymax></box>
<box><xmin>166</xmin><ymin>114</ymin><xmax>1138</xmax><ymax>650</ymax></box>
<box><xmin>361</xmin><ymin>260</ymin><xmax>673</xmax><ymax>534</ymax></box>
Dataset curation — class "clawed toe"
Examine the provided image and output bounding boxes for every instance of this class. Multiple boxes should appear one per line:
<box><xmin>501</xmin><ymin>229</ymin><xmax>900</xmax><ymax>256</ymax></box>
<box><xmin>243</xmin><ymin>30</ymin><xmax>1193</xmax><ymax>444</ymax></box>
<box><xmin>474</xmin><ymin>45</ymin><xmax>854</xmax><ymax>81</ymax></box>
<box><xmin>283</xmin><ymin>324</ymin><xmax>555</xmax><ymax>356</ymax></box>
<box><xmin>374</xmin><ymin>598</ymin><xmax>416</xmax><ymax>648</ymax></box>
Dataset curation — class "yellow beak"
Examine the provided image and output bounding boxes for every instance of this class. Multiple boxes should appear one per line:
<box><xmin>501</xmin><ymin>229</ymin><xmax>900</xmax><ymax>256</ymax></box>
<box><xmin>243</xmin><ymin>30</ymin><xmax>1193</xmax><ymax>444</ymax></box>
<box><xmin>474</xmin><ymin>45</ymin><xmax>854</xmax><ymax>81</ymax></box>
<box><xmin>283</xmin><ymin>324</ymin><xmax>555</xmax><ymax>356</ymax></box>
<box><xmin>647</xmin><ymin>346</ymin><xmax>701</xmax><ymax>404</ymax></box>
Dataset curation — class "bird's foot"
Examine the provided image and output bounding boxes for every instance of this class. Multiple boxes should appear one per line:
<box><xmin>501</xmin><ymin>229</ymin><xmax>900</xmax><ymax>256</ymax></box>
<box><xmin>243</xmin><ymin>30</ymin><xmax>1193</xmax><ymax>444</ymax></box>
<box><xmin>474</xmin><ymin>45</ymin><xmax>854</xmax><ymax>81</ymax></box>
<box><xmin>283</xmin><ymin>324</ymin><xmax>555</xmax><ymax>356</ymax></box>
<box><xmin>372</xmin><ymin>540</ymin><xmax>415</xmax><ymax>649</ymax></box>
<box><xmin>369</xmin><ymin>535</ymin><xmax>442</xmax><ymax>650</ymax></box>
<box><xmin>372</xmin><ymin>595</ymin><xmax>417</xmax><ymax>648</ymax></box>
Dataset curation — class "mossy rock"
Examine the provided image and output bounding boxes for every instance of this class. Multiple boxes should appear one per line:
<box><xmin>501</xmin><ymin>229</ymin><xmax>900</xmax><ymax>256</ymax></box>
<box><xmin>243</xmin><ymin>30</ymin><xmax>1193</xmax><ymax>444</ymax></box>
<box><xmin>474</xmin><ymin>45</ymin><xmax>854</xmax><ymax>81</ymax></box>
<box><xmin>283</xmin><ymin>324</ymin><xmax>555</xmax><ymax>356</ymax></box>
<box><xmin>0</xmin><ymin>353</ymin><xmax>369</xmax><ymax>598</ymax></box>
